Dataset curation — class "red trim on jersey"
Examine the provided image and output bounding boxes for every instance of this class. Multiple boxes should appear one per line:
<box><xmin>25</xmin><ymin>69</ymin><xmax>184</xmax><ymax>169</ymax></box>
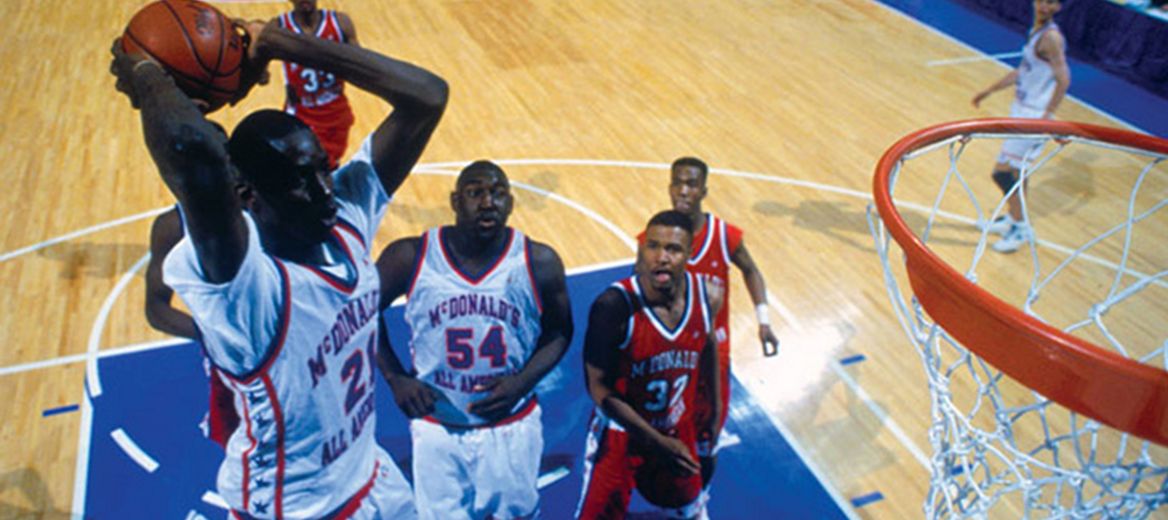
<box><xmin>687</xmin><ymin>213</ymin><xmax>716</xmax><ymax>266</ymax></box>
<box><xmin>437</xmin><ymin>227</ymin><xmax>516</xmax><ymax>285</ymax></box>
<box><xmin>630</xmin><ymin>273</ymin><xmax>694</xmax><ymax>341</ymax></box>
<box><xmin>697</xmin><ymin>274</ymin><xmax>713</xmax><ymax>335</ymax></box>
<box><xmin>261</xmin><ymin>375</ymin><xmax>286</xmax><ymax>517</ymax></box>
<box><xmin>207</xmin><ymin>368</ymin><xmax>240</xmax><ymax>448</ymax></box>
<box><xmin>331</xmin><ymin>461</ymin><xmax>379</xmax><ymax>519</ymax></box>
<box><xmin>405</xmin><ymin>231</ymin><xmax>430</xmax><ymax>298</ymax></box>
<box><xmin>231</xmin><ymin>377</ymin><xmax>258</xmax><ymax>510</ymax></box>
<box><xmin>422</xmin><ymin>396</ymin><xmax>538</xmax><ymax>429</ymax></box>
<box><xmin>523</xmin><ymin>237</ymin><xmax>543</xmax><ymax>313</ymax></box>
<box><xmin>335</xmin><ymin>217</ymin><xmax>366</xmax><ymax>250</ymax></box>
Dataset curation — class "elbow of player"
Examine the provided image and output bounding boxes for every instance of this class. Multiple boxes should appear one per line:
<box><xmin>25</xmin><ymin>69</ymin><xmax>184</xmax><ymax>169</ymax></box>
<box><xmin>395</xmin><ymin>74</ymin><xmax>449</xmax><ymax>115</ymax></box>
<box><xmin>419</xmin><ymin>75</ymin><xmax>449</xmax><ymax>112</ymax></box>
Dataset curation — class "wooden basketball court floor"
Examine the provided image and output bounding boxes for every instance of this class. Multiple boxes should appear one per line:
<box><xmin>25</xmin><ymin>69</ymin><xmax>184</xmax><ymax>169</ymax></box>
<box><xmin>1</xmin><ymin>0</ymin><xmax>1164</xmax><ymax>517</ymax></box>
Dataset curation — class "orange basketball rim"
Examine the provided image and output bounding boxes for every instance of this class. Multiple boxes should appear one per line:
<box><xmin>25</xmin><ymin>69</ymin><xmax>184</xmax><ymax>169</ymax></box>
<box><xmin>872</xmin><ymin>118</ymin><xmax>1168</xmax><ymax>445</ymax></box>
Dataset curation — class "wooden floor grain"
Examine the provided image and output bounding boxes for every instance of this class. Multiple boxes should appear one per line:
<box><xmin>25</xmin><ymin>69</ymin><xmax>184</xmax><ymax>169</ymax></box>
<box><xmin>0</xmin><ymin>0</ymin><xmax>1160</xmax><ymax>517</ymax></box>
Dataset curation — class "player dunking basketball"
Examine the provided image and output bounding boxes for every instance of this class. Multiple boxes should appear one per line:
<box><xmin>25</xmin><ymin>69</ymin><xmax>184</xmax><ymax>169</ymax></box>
<box><xmin>375</xmin><ymin>160</ymin><xmax>574</xmax><ymax>519</ymax></box>
<box><xmin>111</xmin><ymin>16</ymin><xmax>447</xmax><ymax>518</ymax></box>
<box><xmin>276</xmin><ymin>0</ymin><xmax>358</xmax><ymax>169</ymax></box>
<box><xmin>972</xmin><ymin>0</ymin><xmax>1070</xmax><ymax>253</ymax></box>
<box><xmin>659</xmin><ymin>156</ymin><xmax>779</xmax><ymax>496</ymax></box>
<box><xmin>577</xmin><ymin>210</ymin><xmax>723</xmax><ymax>519</ymax></box>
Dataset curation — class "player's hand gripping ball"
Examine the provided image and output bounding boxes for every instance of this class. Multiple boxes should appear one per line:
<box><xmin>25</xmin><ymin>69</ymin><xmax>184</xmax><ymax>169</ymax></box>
<box><xmin>121</xmin><ymin>0</ymin><xmax>246</xmax><ymax>112</ymax></box>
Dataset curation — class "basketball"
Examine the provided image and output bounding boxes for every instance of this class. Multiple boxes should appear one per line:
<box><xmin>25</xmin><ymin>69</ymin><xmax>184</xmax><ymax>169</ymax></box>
<box><xmin>634</xmin><ymin>459</ymin><xmax>698</xmax><ymax>509</ymax></box>
<box><xmin>121</xmin><ymin>0</ymin><xmax>245</xmax><ymax>112</ymax></box>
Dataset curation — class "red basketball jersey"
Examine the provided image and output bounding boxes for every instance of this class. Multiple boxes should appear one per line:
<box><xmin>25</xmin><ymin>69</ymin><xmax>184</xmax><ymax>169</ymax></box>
<box><xmin>278</xmin><ymin>10</ymin><xmax>350</xmax><ymax>112</ymax></box>
<box><xmin>686</xmin><ymin>213</ymin><xmax>742</xmax><ymax>349</ymax></box>
<box><xmin>612</xmin><ymin>272</ymin><xmax>712</xmax><ymax>434</ymax></box>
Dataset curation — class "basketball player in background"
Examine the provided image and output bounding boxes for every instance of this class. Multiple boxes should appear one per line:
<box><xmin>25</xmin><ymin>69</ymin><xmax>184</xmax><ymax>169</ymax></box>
<box><xmin>145</xmin><ymin>208</ymin><xmax>197</xmax><ymax>340</ymax></box>
<box><xmin>375</xmin><ymin>160</ymin><xmax>573</xmax><ymax>519</ymax></box>
<box><xmin>275</xmin><ymin>0</ymin><xmax>358</xmax><ymax>168</ymax></box>
<box><xmin>111</xmin><ymin>15</ymin><xmax>447</xmax><ymax>517</ymax></box>
<box><xmin>577</xmin><ymin>210</ymin><xmax>722</xmax><ymax>519</ymax></box>
<box><xmin>972</xmin><ymin>0</ymin><xmax>1070</xmax><ymax>253</ymax></box>
<box><xmin>662</xmin><ymin>156</ymin><xmax>778</xmax><ymax>494</ymax></box>
<box><xmin>145</xmin><ymin>205</ymin><xmax>242</xmax><ymax>449</ymax></box>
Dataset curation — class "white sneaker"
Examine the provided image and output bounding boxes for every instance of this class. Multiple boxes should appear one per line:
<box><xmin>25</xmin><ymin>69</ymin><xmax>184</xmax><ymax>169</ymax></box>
<box><xmin>992</xmin><ymin>222</ymin><xmax>1032</xmax><ymax>253</ymax></box>
<box><xmin>981</xmin><ymin>214</ymin><xmax>1016</xmax><ymax>236</ymax></box>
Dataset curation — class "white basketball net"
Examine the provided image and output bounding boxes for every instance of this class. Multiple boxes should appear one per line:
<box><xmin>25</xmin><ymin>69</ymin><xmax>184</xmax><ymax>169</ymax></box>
<box><xmin>868</xmin><ymin>123</ymin><xmax>1168</xmax><ymax>518</ymax></box>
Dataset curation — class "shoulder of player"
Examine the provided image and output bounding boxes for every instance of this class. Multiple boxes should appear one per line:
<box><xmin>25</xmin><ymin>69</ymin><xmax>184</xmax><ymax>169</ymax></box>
<box><xmin>524</xmin><ymin>238</ymin><xmax>562</xmax><ymax>267</ymax></box>
<box><xmin>149</xmin><ymin>208</ymin><xmax>184</xmax><ymax>255</ymax></box>
<box><xmin>1038</xmin><ymin>25</ymin><xmax>1066</xmax><ymax>53</ymax></box>
<box><xmin>334</xmin><ymin>11</ymin><xmax>357</xmax><ymax>36</ymax></box>
<box><xmin>524</xmin><ymin>238</ymin><xmax>567</xmax><ymax>289</ymax></box>
<box><xmin>377</xmin><ymin>236</ymin><xmax>425</xmax><ymax>269</ymax></box>
<box><xmin>376</xmin><ymin>236</ymin><xmax>424</xmax><ymax>298</ymax></box>
<box><xmin>591</xmin><ymin>286</ymin><xmax>632</xmax><ymax>321</ymax></box>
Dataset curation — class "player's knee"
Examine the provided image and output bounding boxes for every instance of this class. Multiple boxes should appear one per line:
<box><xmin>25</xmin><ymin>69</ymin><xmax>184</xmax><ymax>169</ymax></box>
<box><xmin>992</xmin><ymin>169</ymin><xmax>1018</xmax><ymax>194</ymax></box>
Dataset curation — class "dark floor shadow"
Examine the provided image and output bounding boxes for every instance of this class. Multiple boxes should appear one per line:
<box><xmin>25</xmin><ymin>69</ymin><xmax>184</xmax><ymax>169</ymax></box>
<box><xmin>0</xmin><ymin>467</ymin><xmax>73</xmax><ymax>519</ymax></box>
<box><xmin>753</xmin><ymin>198</ymin><xmax>980</xmax><ymax>254</ymax></box>
<box><xmin>34</xmin><ymin>242</ymin><xmax>150</xmax><ymax>281</ymax></box>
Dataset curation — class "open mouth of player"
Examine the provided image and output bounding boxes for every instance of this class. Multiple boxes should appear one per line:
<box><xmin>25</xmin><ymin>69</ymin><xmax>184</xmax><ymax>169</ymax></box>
<box><xmin>651</xmin><ymin>269</ymin><xmax>673</xmax><ymax>285</ymax></box>
<box><xmin>476</xmin><ymin>214</ymin><xmax>500</xmax><ymax>230</ymax></box>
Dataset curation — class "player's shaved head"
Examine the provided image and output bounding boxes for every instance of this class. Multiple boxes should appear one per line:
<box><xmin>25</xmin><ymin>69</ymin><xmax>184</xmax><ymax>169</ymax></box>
<box><xmin>229</xmin><ymin>109</ymin><xmax>321</xmax><ymax>191</ymax></box>
<box><xmin>456</xmin><ymin>160</ymin><xmax>508</xmax><ymax>188</ymax></box>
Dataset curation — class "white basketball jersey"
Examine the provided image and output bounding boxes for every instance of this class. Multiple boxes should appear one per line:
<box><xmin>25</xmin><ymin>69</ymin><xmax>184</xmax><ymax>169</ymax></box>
<box><xmin>165</xmin><ymin>137</ymin><xmax>396</xmax><ymax>518</ymax></box>
<box><xmin>403</xmin><ymin>227</ymin><xmax>543</xmax><ymax>427</ymax></box>
<box><xmin>1014</xmin><ymin>22</ymin><xmax>1062</xmax><ymax>111</ymax></box>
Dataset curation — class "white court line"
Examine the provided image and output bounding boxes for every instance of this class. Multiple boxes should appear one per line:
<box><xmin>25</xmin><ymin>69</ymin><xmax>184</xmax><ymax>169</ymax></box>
<box><xmin>202</xmin><ymin>490</ymin><xmax>230</xmax><ymax>510</ymax></box>
<box><xmin>537</xmin><ymin>466</ymin><xmax>571</xmax><ymax>489</ymax></box>
<box><xmin>72</xmin><ymin>253</ymin><xmax>151</xmax><ymax>516</ymax></box>
<box><xmin>0</xmin><ymin>206</ymin><xmax>168</xmax><ymax>264</ymax></box>
<box><xmin>85</xmin><ymin>253</ymin><xmax>151</xmax><ymax>398</ymax></box>
<box><xmin>70</xmin><ymin>394</ymin><xmax>93</xmax><ymax>518</ymax></box>
<box><xmin>0</xmin><ymin>337</ymin><xmax>189</xmax><ymax>378</ymax></box>
<box><xmin>927</xmin><ymin>51</ymin><xmax>1022</xmax><ymax>67</ymax></box>
<box><xmin>830</xmin><ymin>362</ymin><xmax>931</xmax><ymax>468</ymax></box>
<box><xmin>110</xmin><ymin>428</ymin><xmax>160</xmax><ymax>473</ymax></box>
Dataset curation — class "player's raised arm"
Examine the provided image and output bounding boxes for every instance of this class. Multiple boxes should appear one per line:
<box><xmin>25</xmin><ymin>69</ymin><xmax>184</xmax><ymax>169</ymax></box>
<box><xmin>375</xmin><ymin>237</ymin><xmax>439</xmax><ymax>418</ymax></box>
<box><xmin>250</xmin><ymin>23</ymin><xmax>448</xmax><ymax>197</ymax></box>
<box><xmin>468</xmin><ymin>241</ymin><xmax>573</xmax><ymax>420</ymax></box>
<box><xmin>110</xmin><ymin>42</ymin><xmax>247</xmax><ymax>283</ymax></box>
